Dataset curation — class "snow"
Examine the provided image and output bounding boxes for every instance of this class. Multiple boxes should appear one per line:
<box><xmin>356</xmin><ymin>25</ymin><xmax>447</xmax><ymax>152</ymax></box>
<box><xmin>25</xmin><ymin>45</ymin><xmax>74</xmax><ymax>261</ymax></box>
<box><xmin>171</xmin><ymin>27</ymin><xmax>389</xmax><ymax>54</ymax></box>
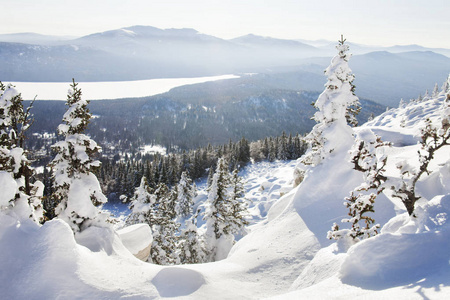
<box><xmin>7</xmin><ymin>74</ymin><xmax>240</xmax><ymax>101</ymax></box>
<box><xmin>140</xmin><ymin>144</ymin><xmax>166</xmax><ymax>155</ymax></box>
<box><xmin>341</xmin><ymin>198</ymin><xmax>450</xmax><ymax>290</ymax></box>
<box><xmin>0</xmin><ymin>171</ymin><xmax>17</xmax><ymax>207</ymax></box>
<box><xmin>117</xmin><ymin>223</ymin><xmax>153</xmax><ymax>260</ymax></box>
<box><xmin>1</xmin><ymin>86</ymin><xmax>450</xmax><ymax>298</ymax></box>
<box><xmin>152</xmin><ymin>267</ymin><xmax>206</xmax><ymax>297</ymax></box>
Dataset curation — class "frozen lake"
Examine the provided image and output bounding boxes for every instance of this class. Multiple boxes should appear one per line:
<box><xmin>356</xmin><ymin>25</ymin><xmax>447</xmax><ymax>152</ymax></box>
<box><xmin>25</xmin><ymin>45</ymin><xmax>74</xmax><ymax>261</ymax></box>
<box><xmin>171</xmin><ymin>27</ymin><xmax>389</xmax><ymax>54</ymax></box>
<box><xmin>7</xmin><ymin>74</ymin><xmax>240</xmax><ymax>101</ymax></box>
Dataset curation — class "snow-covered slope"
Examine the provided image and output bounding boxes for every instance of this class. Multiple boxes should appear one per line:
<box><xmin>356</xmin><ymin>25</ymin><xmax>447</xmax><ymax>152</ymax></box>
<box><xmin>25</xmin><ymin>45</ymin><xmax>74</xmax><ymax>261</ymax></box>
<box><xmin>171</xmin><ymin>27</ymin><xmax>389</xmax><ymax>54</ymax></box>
<box><xmin>0</xmin><ymin>92</ymin><xmax>449</xmax><ymax>299</ymax></box>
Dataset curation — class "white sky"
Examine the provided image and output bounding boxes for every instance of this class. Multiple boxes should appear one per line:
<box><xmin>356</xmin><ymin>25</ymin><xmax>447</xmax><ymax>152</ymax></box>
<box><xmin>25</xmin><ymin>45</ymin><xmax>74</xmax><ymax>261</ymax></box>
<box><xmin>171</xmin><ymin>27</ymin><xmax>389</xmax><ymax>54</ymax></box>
<box><xmin>2</xmin><ymin>0</ymin><xmax>449</xmax><ymax>48</ymax></box>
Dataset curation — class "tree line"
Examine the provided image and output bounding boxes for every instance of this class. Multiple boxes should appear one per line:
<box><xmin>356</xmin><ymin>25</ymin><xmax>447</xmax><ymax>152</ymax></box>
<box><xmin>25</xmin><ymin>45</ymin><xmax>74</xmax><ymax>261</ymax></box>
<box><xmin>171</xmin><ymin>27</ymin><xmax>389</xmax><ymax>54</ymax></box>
<box><xmin>64</xmin><ymin>131</ymin><xmax>307</xmax><ymax>204</ymax></box>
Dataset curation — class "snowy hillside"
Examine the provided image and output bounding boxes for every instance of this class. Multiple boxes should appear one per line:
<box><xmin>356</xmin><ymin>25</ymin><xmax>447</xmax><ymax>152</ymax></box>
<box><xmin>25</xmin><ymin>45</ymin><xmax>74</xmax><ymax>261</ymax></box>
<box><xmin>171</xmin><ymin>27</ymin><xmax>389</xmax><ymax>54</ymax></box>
<box><xmin>0</xmin><ymin>52</ymin><xmax>450</xmax><ymax>299</ymax></box>
<box><xmin>1</xmin><ymin>79</ymin><xmax>449</xmax><ymax>298</ymax></box>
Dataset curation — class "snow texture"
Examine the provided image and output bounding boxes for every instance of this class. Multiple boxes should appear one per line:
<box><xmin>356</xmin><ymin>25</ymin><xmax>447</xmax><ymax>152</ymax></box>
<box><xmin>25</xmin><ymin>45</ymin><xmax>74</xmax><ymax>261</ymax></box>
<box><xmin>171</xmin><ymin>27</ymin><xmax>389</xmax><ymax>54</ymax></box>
<box><xmin>0</xmin><ymin>171</ymin><xmax>17</xmax><ymax>207</ymax></box>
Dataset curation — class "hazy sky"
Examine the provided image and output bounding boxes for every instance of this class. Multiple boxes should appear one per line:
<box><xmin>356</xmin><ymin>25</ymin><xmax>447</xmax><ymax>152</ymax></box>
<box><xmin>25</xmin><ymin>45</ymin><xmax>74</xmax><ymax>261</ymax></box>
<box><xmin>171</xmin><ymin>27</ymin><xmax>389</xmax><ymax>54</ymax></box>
<box><xmin>2</xmin><ymin>0</ymin><xmax>449</xmax><ymax>48</ymax></box>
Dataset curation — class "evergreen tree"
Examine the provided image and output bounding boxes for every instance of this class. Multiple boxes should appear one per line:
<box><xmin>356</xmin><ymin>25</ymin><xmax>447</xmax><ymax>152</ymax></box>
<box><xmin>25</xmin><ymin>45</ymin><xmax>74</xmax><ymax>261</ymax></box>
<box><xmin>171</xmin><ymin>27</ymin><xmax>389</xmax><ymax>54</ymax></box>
<box><xmin>439</xmin><ymin>74</ymin><xmax>450</xmax><ymax>96</ymax></box>
<box><xmin>203</xmin><ymin>158</ymin><xmax>248</xmax><ymax>261</ymax></box>
<box><xmin>268</xmin><ymin>137</ymin><xmax>276</xmax><ymax>162</ymax></box>
<box><xmin>261</xmin><ymin>137</ymin><xmax>270</xmax><ymax>160</ymax></box>
<box><xmin>178</xmin><ymin>211</ymin><xmax>207</xmax><ymax>264</ymax></box>
<box><xmin>159</xmin><ymin>158</ymin><xmax>168</xmax><ymax>184</ymax></box>
<box><xmin>236</xmin><ymin>137</ymin><xmax>250</xmax><ymax>167</ymax></box>
<box><xmin>227</xmin><ymin>169</ymin><xmax>249</xmax><ymax>236</ymax></box>
<box><xmin>149</xmin><ymin>183</ymin><xmax>180</xmax><ymax>265</ymax></box>
<box><xmin>432</xmin><ymin>83</ymin><xmax>440</xmax><ymax>97</ymax></box>
<box><xmin>50</xmin><ymin>79</ymin><xmax>107</xmax><ymax>233</ymax></box>
<box><xmin>175</xmin><ymin>171</ymin><xmax>196</xmax><ymax>220</ymax></box>
<box><xmin>0</xmin><ymin>82</ymin><xmax>43</xmax><ymax>222</ymax></box>
<box><xmin>206</xmin><ymin>166</ymin><xmax>215</xmax><ymax>189</ymax></box>
<box><xmin>300</xmin><ymin>35</ymin><xmax>358</xmax><ymax>167</ymax></box>
<box><xmin>203</xmin><ymin>157</ymin><xmax>231</xmax><ymax>261</ymax></box>
<box><xmin>249</xmin><ymin>140</ymin><xmax>263</xmax><ymax>162</ymax></box>
<box><xmin>180</xmin><ymin>150</ymin><xmax>190</xmax><ymax>174</ymax></box>
<box><xmin>167</xmin><ymin>154</ymin><xmax>178</xmax><ymax>186</ymax></box>
<box><xmin>126</xmin><ymin>176</ymin><xmax>154</xmax><ymax>225</ymax></box>
<box><xmin>277</xmin><ymin>131</ymin><xmax>288</xmax><ymax>160</ymax></box>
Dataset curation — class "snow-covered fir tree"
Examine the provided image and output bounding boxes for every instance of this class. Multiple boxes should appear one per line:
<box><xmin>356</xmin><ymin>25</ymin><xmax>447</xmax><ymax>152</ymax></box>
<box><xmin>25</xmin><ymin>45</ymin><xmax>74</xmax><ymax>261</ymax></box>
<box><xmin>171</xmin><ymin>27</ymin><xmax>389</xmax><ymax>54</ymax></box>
<box><xmin>203</xmin><ymin>157</ymin><xmax>231</xmax><ymax>261</ymax></box>
<box><xmin>440</xmin><ymin>74</ymin><xmax>450</xmax><ymax>96</ymax></box>
<box><xmin>149</xmin><ymin>183</ymin><xmax>180</xmax><ymax>265</ymax></box>
<box><xmin>174</xmin><ymin>171</ymin><xmax>196</xmax><ymax>220</ymax></box>
<box><xmin>126</xmin><ymin>176</ymin><xmax>154</xmax><ymax>225</ymax></box>
<box><xmin>432</xmin><ymin>83</ymin><xmax>440</xmax><ymax>97</ymax></box>
<box><xmin>299</xmin><ymin>35</ymin><xmax>359</xmax><ymax>168</ymax></box>
<box><xmin>206</xmin><ymin>166</ymin><xmax>214</xmax><ymax>189</ymax></box>
<box><xmin>0</xmin><ymin>82</ymin><xmax>43</xmax><ymax>222</ymax></box>
<box><xmin>203</xmin><ymin>158</ymin><xmax>248</xmax><ymax>261</ymax></box>
<box><xmin>178</xmin><ymin>211</ymin><xmax>207</xmax><ymax>264</ymax></box>
<box><xmin>227</xmin><ymin>168</ymin><xmax>249</xmax><ymax>236</ymax></box>
<box><xmin>49</xmin><ymin>79</ymin><xmax>107</xmax><ymax>233</ymax></box>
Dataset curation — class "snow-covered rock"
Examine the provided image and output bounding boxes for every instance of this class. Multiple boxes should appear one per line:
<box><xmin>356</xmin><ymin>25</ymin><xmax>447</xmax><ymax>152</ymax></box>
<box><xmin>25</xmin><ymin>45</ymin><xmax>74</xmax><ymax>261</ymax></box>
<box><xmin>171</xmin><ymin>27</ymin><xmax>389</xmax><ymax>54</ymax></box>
<box><xmin>117</xmin><ymin>223</ymin><xmax>153</xmax><ymax>261</ymax></box>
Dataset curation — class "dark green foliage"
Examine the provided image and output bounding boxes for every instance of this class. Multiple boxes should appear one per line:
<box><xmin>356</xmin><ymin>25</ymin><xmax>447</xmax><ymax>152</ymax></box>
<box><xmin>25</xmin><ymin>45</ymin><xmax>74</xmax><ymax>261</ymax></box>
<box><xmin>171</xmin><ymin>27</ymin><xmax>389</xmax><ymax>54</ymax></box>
<box><xmin>94</xmin><ymin>132</ymin><xmax>306</xmax><ymax>203</ymax></box>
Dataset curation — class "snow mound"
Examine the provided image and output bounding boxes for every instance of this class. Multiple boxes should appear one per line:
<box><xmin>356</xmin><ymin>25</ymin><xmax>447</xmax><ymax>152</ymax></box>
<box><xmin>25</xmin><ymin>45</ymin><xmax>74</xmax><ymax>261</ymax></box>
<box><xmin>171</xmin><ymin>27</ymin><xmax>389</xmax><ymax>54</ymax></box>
<box><xmin>293</xmin><ymin>148</ymin><xmax>396</xmax><ymax>247</ymax></box>
<box><xmin>365</xmin><ymin>95</ymin><xmax>445</xmax><ymax>139</ymax></box>
<box><xmin>0</xmin><ymin>216</ymin><xmax>122</xmax><ymax>299</ymax></box>
<box><xmin>152</xmin><ymin>267</ymin><xmax>206</xmax><ymax>297</ymax></box>
<box><xmin>75</xmin><ymin>225</ymin><xmax>136</xmax><ymax>259</ymax></box>
<box><xmin>340</xmin><ymin>194</ymin><xmax>450</xmax><ymax>290</ymax></box>
<box><xmin>117</xmin><ymin>223</ymin><xmax>153</xmax><ymax>261</ymax></box>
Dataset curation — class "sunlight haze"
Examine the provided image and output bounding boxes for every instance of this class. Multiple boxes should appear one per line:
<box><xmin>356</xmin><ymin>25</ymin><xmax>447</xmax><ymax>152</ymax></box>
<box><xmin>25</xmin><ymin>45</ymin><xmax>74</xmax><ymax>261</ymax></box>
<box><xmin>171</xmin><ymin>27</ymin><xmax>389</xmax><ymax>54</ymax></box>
<box><xmin>2</xmin><ymin>0</ymin><xmax>449</xmax><ymax>48</ymax></box>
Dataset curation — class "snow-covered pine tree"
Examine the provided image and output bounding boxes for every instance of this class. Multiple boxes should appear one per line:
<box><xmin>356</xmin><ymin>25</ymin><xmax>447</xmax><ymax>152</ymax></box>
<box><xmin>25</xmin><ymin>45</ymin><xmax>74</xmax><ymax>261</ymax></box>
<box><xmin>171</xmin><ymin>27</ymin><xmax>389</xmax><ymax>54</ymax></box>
<box><xmin>126</xmin><ymin>176</ymin><xmax>154</xmax><ymax>225</ymax></box>
<box><xmin>178</xmin><ymin>210</ymin><xmax>207</xmax><ymax>264</ymax></box>
<box><xmin>175</xmin><ymin>171</ymin><xmax>196</xmax><ymax>220</ymax></box>
<box><xmin>236</xmin><ymin>137</ymin><xmax>250</xmax><ymax>167</ymax></box>
<box><xmin>203</xmin><ymin>157</ymin><xmax>230</xmax><ymax>261</ymax></box>
<box><xmin>432</xmin><ymin>83</ymin><xmax>440</xmax><ymax>97</ymax></box>
<box><xmin>149</xmin><ymin>183</ymin><xmax>180</xmax><ymax>265</ymax></box>
<box><xmin>50</xmin><ymin>79</ymin><xmax>108</xmax><ymax>233</ymax></box>
<box><xmin>300</xmin><ymin>35</ymin><xmax>359</xmax><ymax>167</ymax></box>
<box><xmin>440</xmin><ymin>74</ymin><xmax>450</xmax><ymax>96</ymax></box>
<box><xmin>206</xmin><ymin>166</ymin><xmax>214</xmax><ymax>189</ymax></box>
<box><xmin>0</xmin><ymin>82</ymin><xmax>43</xmax><ymax>222</ymax></box>
<box><xmin>227</xmin><ymin>168</ymin><xmax>249</xmax><ymax>236</ymax></box>
<box><xmin>203</xmin><ymin>157</ymin><xmax>248</xmax><ymax>261</ymax></box>
<box><xmin>277</xmin><ymin>131</ymin><xmax>288</xmax><ymax>160</ymax></box>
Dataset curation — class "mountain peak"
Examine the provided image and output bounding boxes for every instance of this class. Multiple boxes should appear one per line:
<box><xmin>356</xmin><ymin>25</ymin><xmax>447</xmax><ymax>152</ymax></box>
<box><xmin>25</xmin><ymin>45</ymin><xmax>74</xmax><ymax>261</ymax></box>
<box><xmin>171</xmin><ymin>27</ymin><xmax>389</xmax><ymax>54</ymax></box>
<box><xmin>78</xmin><ymin>25</ymin><xmax>205</xmax><ymax>41</ymax></box>
<box><xmin>230</xmin><ymin>34</ymin><xmax>317</xmax><ymax>50</ymax></box>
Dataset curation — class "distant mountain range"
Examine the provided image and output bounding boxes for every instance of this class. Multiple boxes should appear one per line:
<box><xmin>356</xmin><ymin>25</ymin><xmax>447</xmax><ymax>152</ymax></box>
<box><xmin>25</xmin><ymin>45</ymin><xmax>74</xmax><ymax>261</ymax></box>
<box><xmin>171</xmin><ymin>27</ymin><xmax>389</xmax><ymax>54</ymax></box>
<box><xmin>1</xmin><ymin>25</ymin><xmax>450</xmax><ymax>106</ymax></box>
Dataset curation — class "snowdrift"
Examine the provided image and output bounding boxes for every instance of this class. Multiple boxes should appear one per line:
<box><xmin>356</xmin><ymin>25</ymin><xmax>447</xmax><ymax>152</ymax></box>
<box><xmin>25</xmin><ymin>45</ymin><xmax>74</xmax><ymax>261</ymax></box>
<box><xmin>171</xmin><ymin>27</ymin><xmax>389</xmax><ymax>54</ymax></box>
<box><xmin>341</xmin><ymin>194</ymin><xmax>450</xmax><ymax>290</ymax></box>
